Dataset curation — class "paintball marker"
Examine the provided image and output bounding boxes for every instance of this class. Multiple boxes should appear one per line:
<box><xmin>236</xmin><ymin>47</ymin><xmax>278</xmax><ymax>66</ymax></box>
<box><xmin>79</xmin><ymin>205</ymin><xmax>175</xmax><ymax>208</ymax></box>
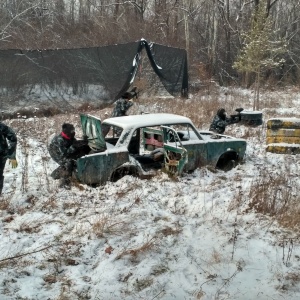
<box><xmin>230</xmin><ymin>108</ymin><xmax>244</xmax><ymax>122</ymax></box>
<box><xmin>128</xmin><ymin>86</ymin><xmax>138</xmax><ymax>100</ymax></box>
<box><xmin>73</xmin><ymin>136</ymin><xmax>89</xmax><ymax>148</ymax></box>
<box><xmin>121</xmin><ymin>86</ymin><xmax>139</xmax><ymax>101</ymax></box>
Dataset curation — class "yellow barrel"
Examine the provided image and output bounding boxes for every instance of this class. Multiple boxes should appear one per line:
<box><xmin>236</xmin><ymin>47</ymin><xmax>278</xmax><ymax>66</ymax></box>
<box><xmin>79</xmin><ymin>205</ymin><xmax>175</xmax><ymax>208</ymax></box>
<box><xmin>266</xmin><ymin>118</ymin><xmax>300</xmax><ymax>154</ymax></box>
<box><xmin>267</xmin><ymin>128</ymin><xmax>300</xmax><ymax>137</ymax></box>
<box><xmin>266</xmin><ymin>144</ymin><xmax>300</xmax><ymax>154</ymax></box>
<box><xmin>266</xmin><ymin>136</ymin><xmax>300</xmax><ymax>144</ymax></box>
<box><xmin>267</xmin><ymin>118</ymin><xmax>300</xmax><ymax>129</ymax></box>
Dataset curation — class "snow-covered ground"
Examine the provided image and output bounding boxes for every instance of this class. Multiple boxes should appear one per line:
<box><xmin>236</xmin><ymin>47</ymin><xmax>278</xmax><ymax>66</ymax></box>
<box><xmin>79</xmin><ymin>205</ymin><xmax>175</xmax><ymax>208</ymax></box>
<box><xmin>0</xmin><ymin>87</ymin><xmax>300</xmax><ymax>300</ymax></box>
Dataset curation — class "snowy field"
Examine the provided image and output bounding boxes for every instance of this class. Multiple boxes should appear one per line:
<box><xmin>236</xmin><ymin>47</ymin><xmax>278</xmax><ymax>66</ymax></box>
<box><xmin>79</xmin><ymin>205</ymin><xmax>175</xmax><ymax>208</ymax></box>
<box><xmin>0</xmin><ymin>87</ymin><xmax>300</xmax><ymax>300</ymax></box>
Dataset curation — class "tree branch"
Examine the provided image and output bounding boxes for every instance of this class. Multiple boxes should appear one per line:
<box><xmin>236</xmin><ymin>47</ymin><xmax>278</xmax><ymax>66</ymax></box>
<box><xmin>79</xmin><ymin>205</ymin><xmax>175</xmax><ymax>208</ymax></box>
<box><xmin>0</xmin><ymin>244</ymin><xmax>57</xmax><ymax>263</ymax></box>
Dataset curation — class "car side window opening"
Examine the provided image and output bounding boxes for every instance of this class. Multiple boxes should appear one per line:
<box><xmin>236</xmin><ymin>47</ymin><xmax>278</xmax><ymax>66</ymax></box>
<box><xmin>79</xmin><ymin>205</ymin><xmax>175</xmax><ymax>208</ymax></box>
<box><xmin>127</xmin><ymin>123</ymin><xmax>202</xmax><ymax>168</ymax></box>
<box><xmin>171</xmin><ymin>123</ymin><xmax>201</xmax><ymax>141</ymax></box>
<box><xmin>103</xmin><ymin>124</ymin><xmax>123</xmax><ymax>146</ymax></box>
<box><xmin>127</xmin><ymin>127</ymin><xmax>165</xmax><ymax>166</ymax></box>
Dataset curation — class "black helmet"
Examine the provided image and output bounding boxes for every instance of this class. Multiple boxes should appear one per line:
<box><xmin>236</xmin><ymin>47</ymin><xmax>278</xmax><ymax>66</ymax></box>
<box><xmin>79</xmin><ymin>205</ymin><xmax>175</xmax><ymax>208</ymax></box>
<box><xmin>122</xmin><ymin>92</ymin><xmax>131</xmax><ymax>99</ymax></box>
<box><xmin>217</xmin><ymin>108</ymin><xmax>226</xmax><ymax>116</ymax></box>
<box><xmin>217</xmin><ymin>108</ymin><xmax>226</xmax><ymax>120</ymax></box>
<box><xmin>62</xmin><ymin>123</ymin><xmax>75</xmax><ymax>138</ymax></box>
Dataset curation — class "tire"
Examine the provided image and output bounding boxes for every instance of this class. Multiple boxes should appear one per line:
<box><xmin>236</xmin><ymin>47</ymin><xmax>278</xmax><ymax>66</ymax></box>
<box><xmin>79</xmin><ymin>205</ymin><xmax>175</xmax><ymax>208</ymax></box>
<box><xmin>216</xmin><ymin>152</ymin><xmax>238</xmax><ymax>172</ymax></box>
<box><xmin>223</xmin><ymin>159</ymin><xmax>236</xmax><ymax>172</ymax></box>
<box><xmin>110</xmin><ymin>166</ymin><xmax>138</xmax><ymax>182</ymax></box>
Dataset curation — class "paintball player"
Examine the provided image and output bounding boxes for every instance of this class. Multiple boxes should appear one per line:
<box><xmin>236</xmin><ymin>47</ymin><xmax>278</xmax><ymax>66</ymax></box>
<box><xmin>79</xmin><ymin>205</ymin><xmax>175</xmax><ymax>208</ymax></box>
<box><xmin>111</xmin><ymin>86</ymin><xmax>138</xmax><ymax>118</ymax></box>
<box><xmin>0</xmin><ymin>122</ymin><xmax>18</xmax><ymax>195</ymax></box>
<box><xmin>209</xmin><ymin>108</ymin><xmax>243</xmax><ymax>134</ymax></box>
<box><xmin>102</xmin><ymin>86</ymin><xmax>138</xmax><ymax>137</ymax></box>
<box><xmin>48</xmin><ymin>123</ymin><xmax>90</xmax><ymax>188</ymax></box>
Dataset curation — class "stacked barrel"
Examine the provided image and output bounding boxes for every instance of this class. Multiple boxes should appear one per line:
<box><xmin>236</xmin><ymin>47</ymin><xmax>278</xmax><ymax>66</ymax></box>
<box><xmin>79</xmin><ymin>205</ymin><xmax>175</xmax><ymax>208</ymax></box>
<box><xmin>266</xmin><ymin>118</ymin><xmax>300</xmax><ymax>154</ymax></box>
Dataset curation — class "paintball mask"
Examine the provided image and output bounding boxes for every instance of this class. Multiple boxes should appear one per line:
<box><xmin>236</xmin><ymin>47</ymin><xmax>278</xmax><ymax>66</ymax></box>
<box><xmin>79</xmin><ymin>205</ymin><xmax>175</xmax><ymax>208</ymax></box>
<box><xmin>62</xmin><ymin>123</ymin><xmax>75</xmax><ymax>138</ymax></box>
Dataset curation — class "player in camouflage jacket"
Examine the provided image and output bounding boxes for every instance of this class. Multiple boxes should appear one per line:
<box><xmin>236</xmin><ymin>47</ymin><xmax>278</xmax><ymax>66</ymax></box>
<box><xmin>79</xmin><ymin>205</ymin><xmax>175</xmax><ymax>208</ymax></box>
<box><xmin>48</xmin><ymin>123</ymin><xmax>89</xmax><ymax>186</ymax></box>
<box><xmin>209</xmin><ymin>108</ymin><xmax>240</xmax><ymax>134</ymax></box>
<box><xmin>0</xmin><ymin>122</ymin><xmax>18</xmax><ymax>194</ymax></box>
<box><xmin>102</xmin><ymin>88</ymin><xmax>137</xmax><ymax>137</ymax></box>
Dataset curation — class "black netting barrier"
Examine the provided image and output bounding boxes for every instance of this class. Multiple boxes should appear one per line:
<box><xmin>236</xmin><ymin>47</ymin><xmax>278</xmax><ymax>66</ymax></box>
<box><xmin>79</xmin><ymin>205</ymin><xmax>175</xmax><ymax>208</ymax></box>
<box><xmin>0</xmin><ymin>39</ymin><xmax>188</xmax><ymax>104</ymax></box>
<box><xmin>144</xmin><ymin>41</ymin><xmax>188</xmax><ymax>97</ymax></box>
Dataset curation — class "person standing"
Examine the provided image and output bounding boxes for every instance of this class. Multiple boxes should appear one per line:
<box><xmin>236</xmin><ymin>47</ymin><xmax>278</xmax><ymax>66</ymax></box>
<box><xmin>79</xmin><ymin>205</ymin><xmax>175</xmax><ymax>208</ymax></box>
<box><xmin>102</xmin><ymin>87</ymin><xmax>137</xmax><ymax>137</ymax></box>
<box><xmin>0</xmin><ymin>122</ymin><xmax>18</xmax><ymax>195</ymax></box>
<box><xmin>110</xmin><ymin>92</ymin><xmax>134</xmax><ymax>118</ymax></box>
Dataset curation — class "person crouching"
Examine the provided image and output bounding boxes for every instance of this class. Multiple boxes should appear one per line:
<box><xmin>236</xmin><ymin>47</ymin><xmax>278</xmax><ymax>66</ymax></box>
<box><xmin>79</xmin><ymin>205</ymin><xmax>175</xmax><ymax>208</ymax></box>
<box><xmin>209</xmin><ymin>108</ymin><xmax>241</xmax><ymax>134</ymax></box>
<box><xmin>48</xmin><ymin>123</ymin><xmax>90</xmax><ymax>188</ymax></box>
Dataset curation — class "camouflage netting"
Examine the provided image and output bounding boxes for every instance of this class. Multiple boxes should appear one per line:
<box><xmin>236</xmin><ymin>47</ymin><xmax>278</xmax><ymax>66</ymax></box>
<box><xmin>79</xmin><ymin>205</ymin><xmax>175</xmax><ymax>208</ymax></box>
<box><xmin>0</xmin><ymin>39</ymin><xmax>188</xmax><ymax>106</ymax></box>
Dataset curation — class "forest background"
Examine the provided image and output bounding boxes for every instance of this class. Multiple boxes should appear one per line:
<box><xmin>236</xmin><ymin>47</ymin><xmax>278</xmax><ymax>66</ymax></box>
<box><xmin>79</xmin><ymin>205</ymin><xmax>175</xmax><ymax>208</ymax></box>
<box><xmin>1</xmin><ymin>0</ymin><xmax>299</xmax><ymax>94</ymax></box>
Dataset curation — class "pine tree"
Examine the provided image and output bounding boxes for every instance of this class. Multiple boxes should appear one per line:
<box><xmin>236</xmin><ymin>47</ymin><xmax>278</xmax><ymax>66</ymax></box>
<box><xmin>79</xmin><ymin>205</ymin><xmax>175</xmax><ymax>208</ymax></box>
<box><xmin>233</xmin><ymin>0</ymin><xmax>286</xmax><ymax>110</ymax></box>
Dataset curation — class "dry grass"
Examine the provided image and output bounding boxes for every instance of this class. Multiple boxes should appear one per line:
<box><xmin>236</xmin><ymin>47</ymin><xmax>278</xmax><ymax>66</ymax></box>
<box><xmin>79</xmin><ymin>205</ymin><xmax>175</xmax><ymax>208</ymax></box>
<box><xmin>133</xmin><ymin>85</ymin><xmax>296</xmax><ymax>130</ymax></box>
<box><xmin>40</xmin><ymin>196</ymin><xmax>58</xmax><ymax>211</ymax></box>
<box><xmin>116</xmin><ymin>236</ymin><xmax>157</xmax><ymax>260</ymax></box>
<box><xmin>17</xmin><ymin>221</ymin><xmax>41</xmax><ymax>234</ymax></box>
<box><xmin>160</xmin><ymin>226</ymin><xmax>182</xmax><ymax>237</ymax></box>
<box><xmin>246</xmin><ymin>169</ymin><xmax>300</xmax><ymax>230</ymax></box>
<box><xmin>0</xmin><ymin>197</ymin><xmax>10</xmax><ymax>210</ymax></box>
<box><xmin>210</xmin><ymin>249</ymin><xmax>222</xmax><ymax>264</ymax></box>
<box><xmin>91</xmin><ymin>215</ymin><xmax>126</xmax><ymax>238</ymax></box>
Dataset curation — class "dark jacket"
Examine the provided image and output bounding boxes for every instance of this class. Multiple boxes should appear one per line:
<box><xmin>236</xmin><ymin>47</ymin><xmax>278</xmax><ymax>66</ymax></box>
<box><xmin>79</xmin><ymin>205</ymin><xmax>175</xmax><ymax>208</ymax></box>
<box><xmin>48</xmin><ymin>133</ymin><xmax>77</xmax><ymax>164</ymax></box>
<box><xmin>111</xmin><ymin>99</ymin><xmax>134</xmax><ymax>117</ymax></box>
<box><xmin>0</xmin><ymin>122</ymin><xmax>17</xmax><ymax>159</ymax></box>
<box><xmin>209</xmin><ymin>115</ymin><xmax>237</xmax><ymax>134</ymax></box>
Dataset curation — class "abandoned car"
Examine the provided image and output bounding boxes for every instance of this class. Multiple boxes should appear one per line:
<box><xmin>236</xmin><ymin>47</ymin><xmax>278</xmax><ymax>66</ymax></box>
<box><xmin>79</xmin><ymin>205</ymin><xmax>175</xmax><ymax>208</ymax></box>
<box><xmin>76</xmin><ymin>113</ymin><xmax>247</xmax><ymax>185</ymax></box>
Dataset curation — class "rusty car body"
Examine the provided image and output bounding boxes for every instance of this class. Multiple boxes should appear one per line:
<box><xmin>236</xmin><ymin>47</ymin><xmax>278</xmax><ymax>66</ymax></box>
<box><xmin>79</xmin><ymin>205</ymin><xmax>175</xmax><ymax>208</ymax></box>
<box><xmin>76</xmin><ymin>113</ymin><xmax>247</xmax><ymax>185</ymax></box>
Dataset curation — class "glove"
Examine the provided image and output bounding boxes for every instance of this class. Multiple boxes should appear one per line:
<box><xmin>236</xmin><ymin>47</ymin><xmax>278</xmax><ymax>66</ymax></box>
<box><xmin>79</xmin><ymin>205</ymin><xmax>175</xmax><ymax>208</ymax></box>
<box><xmin>9</xmin><ymin>159</ymin><xmax>18</xmax><ymax>168</ymax></box>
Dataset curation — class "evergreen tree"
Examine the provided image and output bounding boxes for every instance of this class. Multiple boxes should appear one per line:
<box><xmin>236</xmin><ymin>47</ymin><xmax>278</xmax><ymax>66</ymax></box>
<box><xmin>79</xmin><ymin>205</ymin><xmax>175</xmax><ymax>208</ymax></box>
<box><xmin>233</xmin><ymin>0</ymin><xmax>286</xmax><ymax>110</ymax></box>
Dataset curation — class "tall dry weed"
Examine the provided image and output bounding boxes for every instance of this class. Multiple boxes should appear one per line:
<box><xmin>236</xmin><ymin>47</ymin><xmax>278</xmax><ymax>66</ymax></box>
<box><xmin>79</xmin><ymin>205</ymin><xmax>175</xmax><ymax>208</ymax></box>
<box><xmin>247</xmin><ymin>169</ymin><xmax>300</xmax><ymax>230</ymax></box>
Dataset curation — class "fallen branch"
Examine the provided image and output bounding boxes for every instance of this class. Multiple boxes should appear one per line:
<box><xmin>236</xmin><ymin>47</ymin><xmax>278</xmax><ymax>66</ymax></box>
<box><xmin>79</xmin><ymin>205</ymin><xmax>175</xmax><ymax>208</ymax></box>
<box><xmin>0</xmin><ymin>244</ymin><xmax>57</xmax><ymax>263</ymax></box>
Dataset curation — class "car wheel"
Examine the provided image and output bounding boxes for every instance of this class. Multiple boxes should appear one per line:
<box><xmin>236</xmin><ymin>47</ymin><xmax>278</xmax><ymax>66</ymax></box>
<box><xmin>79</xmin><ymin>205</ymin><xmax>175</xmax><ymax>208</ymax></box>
<box><xmin>216</xmin><ymin>152</ymin><xmax>238</xmax><ymax>172</ymax></box>
<box><xmin>110</xmin><ymin>166</ymin><xmax>138</xmax><ymax>182</ymax></box>
<box><xmin>223</xmin><ymin>159</ymin><xmax>236</xmax><ymax>172</ymax></box>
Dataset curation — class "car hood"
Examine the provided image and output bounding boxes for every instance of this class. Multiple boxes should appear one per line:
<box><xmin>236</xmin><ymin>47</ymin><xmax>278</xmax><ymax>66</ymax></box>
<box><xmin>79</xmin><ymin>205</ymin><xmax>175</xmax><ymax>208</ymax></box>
<box><xmin>80</xmin><ymin>114</ymin><xmax>106</xmax><ymax>151</ymax></box>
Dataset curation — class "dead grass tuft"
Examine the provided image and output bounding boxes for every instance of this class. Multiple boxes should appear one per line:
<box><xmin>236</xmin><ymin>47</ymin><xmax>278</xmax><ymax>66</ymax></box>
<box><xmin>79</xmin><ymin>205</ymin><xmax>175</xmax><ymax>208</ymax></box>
<box><xmin>285</xmin><ymin>272</ymin><xmax>300</xmax><ymax>285</ymax></box>
<box><xmin>210</xmin><ymin>249</ymin><xmax>222</xmax><ymax>264</ymax></box>
<box><xmin>41</xmin><ymin>196</ymin><xmax>58</xmax><ymax>211</ymax></box>
<box><xmin>91</xmin><ymin>215</ymin><xmax>126</xmax><ymax>238</ymax></box>
<box><xmin>43</xmin><ymin>274</ymin><xmax>57</xmax><ymax>284</ymax></box>
<box><xmin>116</xmin><ymin>237</ymin><xmax>157</xmax><ymax>260</ymax></box>
<box><xmin>246</xmin><ymin>169</ymin><xmax>300</xmax><ymax>230</ymax></box>
<box><xmin>0</xmin><ymin>197</ymin><xmax>10</xmax><ymax>210</ymax></box>
<box><xmin>17</xmin><ymin>221</ymin><xmax>41</xmax><ymax>234</ymax></box>
<box><xmin>133</xmin><ymin>277</ymin><xmax>154</xmax><ymax>292</ymax></box>
<box><xmin>160</xmin><ymin>226</ymin><xmax>182</xmax><ymax>237</ymax></box>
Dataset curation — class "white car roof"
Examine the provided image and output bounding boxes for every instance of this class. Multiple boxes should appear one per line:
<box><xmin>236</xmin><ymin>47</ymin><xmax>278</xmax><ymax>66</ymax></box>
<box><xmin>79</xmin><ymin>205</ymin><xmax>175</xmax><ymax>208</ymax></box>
<box><xmin>103</xmin><ymin>113</ymin><xmax>193</xmax><ymax>129</ymax></box>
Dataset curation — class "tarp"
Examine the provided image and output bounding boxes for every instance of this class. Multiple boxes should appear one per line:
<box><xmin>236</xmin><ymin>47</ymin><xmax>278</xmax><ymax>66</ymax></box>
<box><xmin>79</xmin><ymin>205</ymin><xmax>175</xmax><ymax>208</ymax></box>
<box><xmin>0</xmin><ymin>39</ymin><xmax>188</xmax><ymax>101</ymax></box>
